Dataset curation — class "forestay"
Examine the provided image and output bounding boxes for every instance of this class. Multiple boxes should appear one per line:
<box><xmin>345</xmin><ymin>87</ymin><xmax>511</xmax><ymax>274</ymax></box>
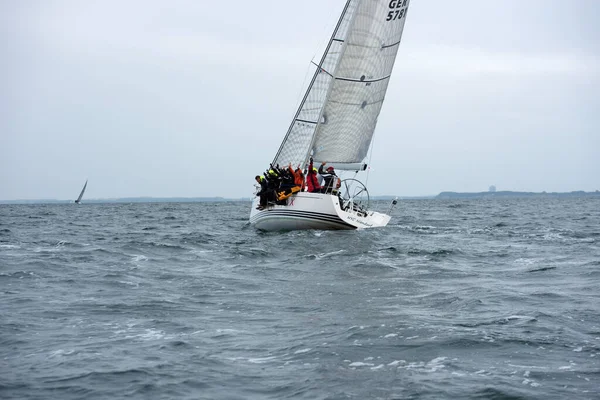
<box><xmin>273</xmin><ymin>0</ymin><xmax>411</xmax><ymax>170</ymax></box>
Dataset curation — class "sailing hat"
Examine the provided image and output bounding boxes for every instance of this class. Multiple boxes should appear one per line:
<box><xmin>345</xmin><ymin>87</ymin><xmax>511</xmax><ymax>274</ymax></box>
<box><xmin>326</xmin><ymin>166</ymin><xmax>334</xmax><ymax>172</ymax></box>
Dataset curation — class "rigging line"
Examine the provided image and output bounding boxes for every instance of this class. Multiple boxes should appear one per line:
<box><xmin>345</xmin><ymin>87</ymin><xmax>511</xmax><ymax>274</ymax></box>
<box><xmin>310</xmin><ymin>61</ymin><xmax>333</xmax><ymax>78</ymax></box>
<box><xmin>295</xmin><ymin>61</ymin><xmax>315</xmax><ymax>115</ymax></box>
<box><xmin>365</xmin><ymin>130</ymin><xmax>376</xmax><ymax>189</ymax></box>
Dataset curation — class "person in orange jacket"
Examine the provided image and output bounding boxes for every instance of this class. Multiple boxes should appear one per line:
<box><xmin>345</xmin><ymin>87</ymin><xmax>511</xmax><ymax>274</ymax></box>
<box><xmin>295</xmin><ymin>166</ymin><xmax>306</xmax><ymax>192</ymax></box>
<box><xmin>289</xmin><ymin>163</ymin><xmax>305</xmax><ymax>191</ymax></box>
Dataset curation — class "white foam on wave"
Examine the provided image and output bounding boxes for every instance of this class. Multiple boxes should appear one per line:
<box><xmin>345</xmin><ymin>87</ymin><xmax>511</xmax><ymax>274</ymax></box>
<box><xmin>414</xmin><ymin>225</ymin><xmax>436</xmax><ymax>230</ymax></box>
<box><xmin>505</xmin><ymin>315</ymin><xmax>535</xmax><ymax>321</ymax></box>
<box><xmin>348</xmin><ymin>357</ymin><xmax>447</xmax><ymax>373</ymax></box>
<box><xmin>248</xmin><ymin>355</ymin><xmax>279</xmax><ymax>364</ymax></box>
<box><xmin>0</xmin><ymin>244</ymin><xmax>20</xmax><ymax>249</ymax></box>
<box><xmin>468</xmin><ymin>227</ymin><xmax>493</xmax><ymax>234</ymax></box>
<box><xmin>131</xmin><ymin>254</ymin><xmax>148</xmax><ymax>263</ymax></box>
<box><xmin>190</xmin><ymin>249</ymin><xmax>214</xmax><ymax>255</ymax></box>
<box><xmin>515</xmin><ymin>258</ymin><xmax>537</xmax><ymax>265</ymax></box>
<box><xmin>522</xmin><ymin>374</ymin><xmax>541</xmax><ymax>387</ymax></box>
<box><xmin>387</xmin><ymin>360</ymin><xmax>406</xmax><ymax>366</ymax></box>
<box><xmin>349</xmin><ymin>361</ymin><xmax>375</xmax><ymax>367</ymax></box>
<box><xmin>508</xmin><ymin>364</ymin><xmax>549</xmax><ymax>369</ymax></box>
<box><xmin>316</xmin><ymin>249</ymin><xmax>345</xmax><ymax>259</ymax></box>
<box><xmin>34</xmin><ymin>245</ymin><xmax>63</xmax><ymax>253</ymax></box>
<box><xmin>118</xmin><ymin>280</ymin><xmax>139</xmax><ymax>288</ymax></box>
<box><xmin>123</xmin><ymin>328</ymin><xmax>167</xmax><ymax>341</ymax></box>
<box><xmin>294</xmin><ymin>348</ymin><xmax>311</xmax><ymax>354</ymax></box>
<box><xmin>216</xmin><ymin>328</ymin><xmax>245</xmax><ymax>335</ymax></box>
<box><xmin>542</xmin><ymin>232</ymin><xmax>564</xmax><ymax>241</ymax></box>
<box><xmin>48</xmin><ymin>348</ymin><xmax>76</xmax><ymax>358</ymax></box>
<box><xmin>424</xmin><ymin>357</ymin><xmax>447</xmax><ymax>372</ymax></box>
<box><xmin>400</xmin><ymin>357</ymin><xmax>448</xmax><ymax>373</ymax></box>
<box><xmin>1</xmin><ymin>270</ymin><xmax>38</xmax><ymax>278</ymax></box>
<box><xmin>482</xmin><ymin>335</ymin><xmax>495</xmax><ymax>342</ymax></box>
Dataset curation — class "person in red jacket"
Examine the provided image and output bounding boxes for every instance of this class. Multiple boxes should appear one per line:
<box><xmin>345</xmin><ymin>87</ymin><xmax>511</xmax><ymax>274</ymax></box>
<box><xmin>305</xmin><ymin>157</ymin><xmax>321</xmax><ymax>193</ymax></box>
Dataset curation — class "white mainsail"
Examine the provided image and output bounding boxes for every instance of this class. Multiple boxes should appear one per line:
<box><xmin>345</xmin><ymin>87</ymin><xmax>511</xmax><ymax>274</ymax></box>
<box><xmin>273</xmin><ymin>0</ymin><xmax>411</xmax><ymax>170</ymax></box>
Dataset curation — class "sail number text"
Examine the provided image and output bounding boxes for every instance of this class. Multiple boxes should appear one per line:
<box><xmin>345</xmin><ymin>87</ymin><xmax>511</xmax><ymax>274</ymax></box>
<box><xmin>387</xmin><ymin>0</ymin><xmax>408</xmax><ymax>21</ymax></box>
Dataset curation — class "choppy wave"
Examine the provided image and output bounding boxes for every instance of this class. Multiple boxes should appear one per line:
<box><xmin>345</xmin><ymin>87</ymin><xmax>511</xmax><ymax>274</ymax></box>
<box><xmin>0</xmin><ymin>198</ymin><xmax>599</xmax><ymax>399</ymax></box>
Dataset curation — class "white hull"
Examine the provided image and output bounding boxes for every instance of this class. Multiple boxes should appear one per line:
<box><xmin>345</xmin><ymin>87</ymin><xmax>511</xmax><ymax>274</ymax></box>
<box><xmin>249</xmin><ymin>192</ymin><xmax>391</xmax><ymax>231</ymax></box>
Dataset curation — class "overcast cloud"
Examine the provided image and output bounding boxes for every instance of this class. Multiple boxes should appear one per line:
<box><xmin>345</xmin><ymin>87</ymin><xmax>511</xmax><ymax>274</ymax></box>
<box><xmin>1</xmin><ymin>0</ymin><xmax>598</xmax><ymax>200</ymax></box>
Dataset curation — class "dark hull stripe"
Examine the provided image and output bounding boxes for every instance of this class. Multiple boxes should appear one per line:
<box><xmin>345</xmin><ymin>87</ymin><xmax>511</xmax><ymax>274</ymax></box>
<box><xmin>251</xmin><ymin>211</ymin><xmax>349</xmax><ymax>226</ymax></box>
<box><xmin>251</xmin><ymin>209</ymin><xmax>345</xmax><ymax>223</ymax></box>
<box><xmin>254</xmin><ymin>213</ymin><xmax>352</xmax><ymax>228</ymax></box>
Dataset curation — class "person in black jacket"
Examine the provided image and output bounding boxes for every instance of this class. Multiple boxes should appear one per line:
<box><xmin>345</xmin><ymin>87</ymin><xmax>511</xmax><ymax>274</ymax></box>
<box><xmin>255</xmin><ymin>175</ymin><xmax>269</xmax><ymax>210</ymax></box>
<box><xmin>318</xmin><ymin>162</ymin><xmax>339</xmax><ymax>194</ymax></box>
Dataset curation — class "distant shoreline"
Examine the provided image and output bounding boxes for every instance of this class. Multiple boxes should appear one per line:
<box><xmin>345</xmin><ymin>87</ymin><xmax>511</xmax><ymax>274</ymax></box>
<box><xmin>1</xmin><ymin>191</ymin><xmax>599</xmax><ymax>204</ymax></box>
<box><xmin>0</xmin><ymin>197</ymin><xmax>248</xmax><ymax>205</ymax></box>
<box><xmin>436</xmin><ymin>190</ymin><xmax>600</xmax><ymax>199</ymax></box>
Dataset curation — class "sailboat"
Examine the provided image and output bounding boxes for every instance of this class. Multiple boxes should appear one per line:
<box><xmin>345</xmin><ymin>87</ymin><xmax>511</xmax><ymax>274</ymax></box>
<box><xmin>74</xmin><ymin>179</ymin><xmax>88</xmax><ymax>204</ymax></box>
<box><xmin>250</xmin><ymin>0</ymin><xmax>411</xmax><ymax>231</ymax></box>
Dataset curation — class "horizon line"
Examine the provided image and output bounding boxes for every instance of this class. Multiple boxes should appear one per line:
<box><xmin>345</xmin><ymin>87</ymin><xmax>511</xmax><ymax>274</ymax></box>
<box><xmin>1</xmin><ymin>190</ymin><xmax>599</xmax><ymax>204</ymax></box>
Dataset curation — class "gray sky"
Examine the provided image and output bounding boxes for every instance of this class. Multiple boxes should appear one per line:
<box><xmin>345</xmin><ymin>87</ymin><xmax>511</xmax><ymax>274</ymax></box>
<box><xmin>1</xmin><ymin>0</ymin><xmax>599</xmax><ymax>200</ymax></box>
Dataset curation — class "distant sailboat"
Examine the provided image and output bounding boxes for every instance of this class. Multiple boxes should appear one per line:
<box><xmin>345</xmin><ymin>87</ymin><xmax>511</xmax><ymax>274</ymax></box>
<box><xmin>74</xmin><ymin>180</ymin><xmax>88</xmax><ymax>204</ymax></box>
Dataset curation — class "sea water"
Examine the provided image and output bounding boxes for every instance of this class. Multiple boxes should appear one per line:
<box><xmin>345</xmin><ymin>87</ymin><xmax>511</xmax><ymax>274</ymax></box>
<box><xmin>1</xmin><ymin>198</ymin><xmax>599</xmax><ymax>399</ymax></box>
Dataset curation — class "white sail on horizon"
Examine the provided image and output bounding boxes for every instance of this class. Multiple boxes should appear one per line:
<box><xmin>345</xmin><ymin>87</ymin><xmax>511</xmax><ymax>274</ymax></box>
<box><xmin>75</xmin><ymin>179</ymin><xmax>88</xmax><ymax>204</ymax></box>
